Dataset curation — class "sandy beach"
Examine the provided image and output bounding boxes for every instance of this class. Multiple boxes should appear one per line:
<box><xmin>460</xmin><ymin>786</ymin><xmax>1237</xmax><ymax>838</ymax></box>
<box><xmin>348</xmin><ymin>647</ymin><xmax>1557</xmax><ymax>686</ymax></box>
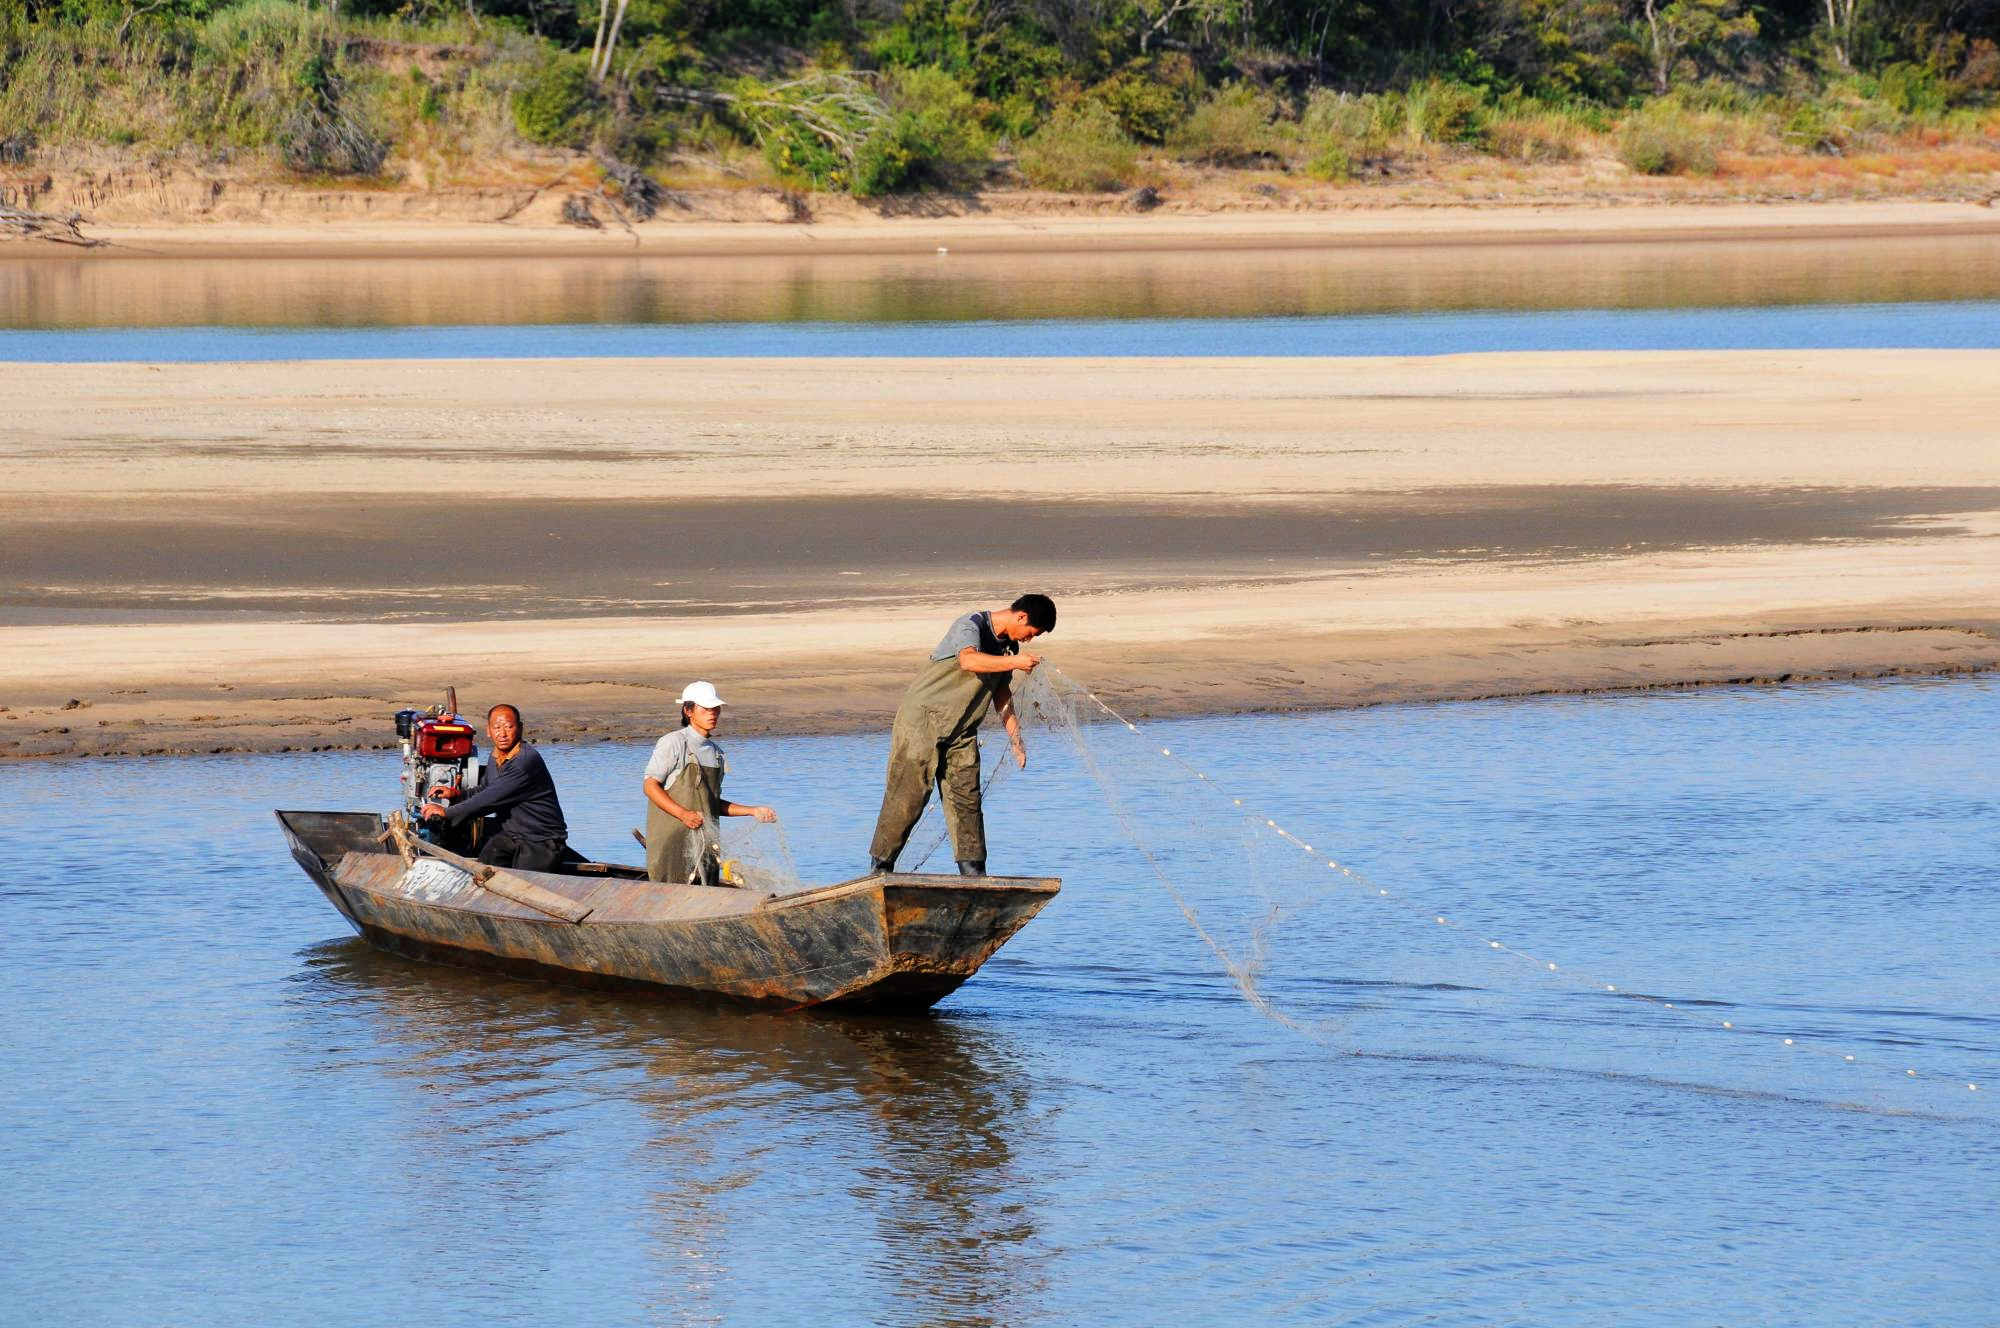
<box><xmin>4</xmin><ymin>344</ymin><xmax>1998</xmax><ymax>759</ymax></box>
<box><xmin>18</xmin><ymin>198</ymin><xmax>2000</xmax><ymax>259</ymax></box>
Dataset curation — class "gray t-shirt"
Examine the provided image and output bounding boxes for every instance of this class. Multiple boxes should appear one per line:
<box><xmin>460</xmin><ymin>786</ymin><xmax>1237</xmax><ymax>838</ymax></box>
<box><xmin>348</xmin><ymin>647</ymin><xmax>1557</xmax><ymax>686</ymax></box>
<box><xmin>644</xmin><ymin>727</ymin><xmax>723</xmax><ymax>785</ymax></box>
<box><xmin>931</xmin><ymin>610</ymin><xmax>1018</xmax><ymax>663</ymax></box>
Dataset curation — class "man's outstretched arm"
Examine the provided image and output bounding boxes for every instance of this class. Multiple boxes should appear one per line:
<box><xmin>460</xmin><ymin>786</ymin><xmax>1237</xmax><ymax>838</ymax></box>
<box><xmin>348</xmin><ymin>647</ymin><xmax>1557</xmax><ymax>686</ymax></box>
<box><xmin>993</xmin><ymin>684</ymin><xmax>1027</xmax><ymax>769</ymax></box>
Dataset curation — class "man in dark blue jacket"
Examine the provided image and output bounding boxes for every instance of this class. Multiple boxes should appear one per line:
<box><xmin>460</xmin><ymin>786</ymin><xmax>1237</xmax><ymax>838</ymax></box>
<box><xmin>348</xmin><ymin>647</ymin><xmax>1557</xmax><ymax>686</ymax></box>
<box><xmin>420</xmin><ymin>703</ymin><xmax>571</xmax><ymax>871</ymax></box>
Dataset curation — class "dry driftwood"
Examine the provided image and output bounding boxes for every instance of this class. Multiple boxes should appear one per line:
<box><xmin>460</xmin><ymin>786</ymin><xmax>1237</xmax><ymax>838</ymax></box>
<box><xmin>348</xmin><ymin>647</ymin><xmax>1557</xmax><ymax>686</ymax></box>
<box><xmin>595</xmin><ymin>155</ymin><xmax>669</xmax><ymax>221</ymax></box>
<box><xmin>559</xmin><ymin>193</ymin><xmax>602</xmax><ymax>228</ymax></box>
<box><xmin>0</xmin><ymin>206</ymin><xmax>104</xmax><ymax>247</ymax></box>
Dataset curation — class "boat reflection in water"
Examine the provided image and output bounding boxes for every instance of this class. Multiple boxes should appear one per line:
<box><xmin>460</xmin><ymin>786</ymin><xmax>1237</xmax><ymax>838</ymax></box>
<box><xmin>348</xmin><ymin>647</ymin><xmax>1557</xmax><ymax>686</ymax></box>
<box><xmin>293</xmin><ymin>938</ymin><xmax>1046</xmax><ymax>1324</ymax></box>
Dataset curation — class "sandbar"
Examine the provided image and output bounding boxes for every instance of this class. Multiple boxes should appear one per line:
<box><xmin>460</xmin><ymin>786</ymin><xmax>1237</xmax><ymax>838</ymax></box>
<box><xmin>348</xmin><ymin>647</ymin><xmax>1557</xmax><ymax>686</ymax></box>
<box><xmin>3</xmin><ymin>348</ymin><xmax>1998</xmax><ymax>758</ymax></box>
<box><xmin>2</xmin><ymin>200</ymin><xmax>1997</xmax><ymax>260</ymax></box>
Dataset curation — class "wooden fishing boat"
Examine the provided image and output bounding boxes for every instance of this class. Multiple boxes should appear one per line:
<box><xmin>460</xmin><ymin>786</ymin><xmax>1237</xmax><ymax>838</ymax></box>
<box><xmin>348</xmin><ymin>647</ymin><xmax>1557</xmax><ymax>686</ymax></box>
<box><xmin>276</xmin><ymin>810</ymin><xmax>1059</xmax><ymax>1012</ymax></box>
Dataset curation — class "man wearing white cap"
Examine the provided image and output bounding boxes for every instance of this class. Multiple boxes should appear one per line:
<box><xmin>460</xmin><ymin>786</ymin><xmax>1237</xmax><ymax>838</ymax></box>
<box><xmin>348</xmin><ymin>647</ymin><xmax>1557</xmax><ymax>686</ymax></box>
<box><xmin>641</xmin><ymin>680</ymin><xmax>777</xmax><ymax>885</ymax></box>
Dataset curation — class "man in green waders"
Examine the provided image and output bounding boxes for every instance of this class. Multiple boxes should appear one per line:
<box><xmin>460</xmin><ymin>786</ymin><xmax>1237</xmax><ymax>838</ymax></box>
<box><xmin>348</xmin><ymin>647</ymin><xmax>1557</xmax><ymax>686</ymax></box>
<box><xmin>868</xmin><ymin>594</ymin><xmax>1056</xmax><ymax>877</ymax></box>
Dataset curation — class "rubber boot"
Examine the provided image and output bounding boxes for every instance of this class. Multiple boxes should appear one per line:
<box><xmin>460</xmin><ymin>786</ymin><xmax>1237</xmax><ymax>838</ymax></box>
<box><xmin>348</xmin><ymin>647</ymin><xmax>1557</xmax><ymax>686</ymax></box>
<box><xmin>956</xmin><ymin>859</ymin><xmax>986</xmax><ymax>877</ymax></box>
<box><xmin>869</xmin><ymin>858</ymin><xmax>895</xmax><ymax>876</ymax></box>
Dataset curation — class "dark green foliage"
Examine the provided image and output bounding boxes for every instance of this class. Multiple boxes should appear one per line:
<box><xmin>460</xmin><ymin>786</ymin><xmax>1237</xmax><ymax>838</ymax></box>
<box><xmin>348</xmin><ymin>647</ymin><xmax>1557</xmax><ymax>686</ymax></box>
<box><xmin>513</xmin><ymin>54</ymin><xmax>599</xmax><ymax>147</ymax></box>
<box><xmin>1874</xmin><ymin>61</ymin><xmax>1950</xmax><ymax>115</ymax></box>
<box><xmin>851</xmin><ymin>112</ymin><xmax>932</xmax><ymax>194</ymax></box>
<box><xmin>1475</xmin><ymin>0</ymin><xmax>1638</xmax><ymax>102</ymax></box>
<box><xmin>760</xmin><ymin>112</ymin><xmax>849</xmax><ymax>189</ymax></box>
<box><xmin>1089</xmin><ymin>56</ymin><xmax>1200</xmax><ymax>144</ymax></box>
<box><xmin>5</xmin><ymin>0</ymin><xmax>2000</xmax><ymax>195</ymax></box>
<box><xmin>851</xmin><ymin>67</ymin><xmax>990</xmax><ymax>194</ymax></box>
<box><xmin>869</xmin><ymin>0</ymin><xmax>1067</xmax><ymax>104</ymax></box>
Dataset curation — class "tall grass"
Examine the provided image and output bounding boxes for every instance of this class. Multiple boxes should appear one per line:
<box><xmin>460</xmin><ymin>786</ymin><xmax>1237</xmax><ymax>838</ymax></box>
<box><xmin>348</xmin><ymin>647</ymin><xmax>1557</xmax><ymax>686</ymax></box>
<box><xmin>1617</xmin><ymin>99</ymin><xmax>1724</xmax><ymax>175</ymax></box>
<box><xmin>0</xmin><ymin>2</ymin><xmax>519</xmax><ymax>174</ymax></box>
<box><xmin>1297</xmin><ymin>89</ymin><xmax>1390</xmax><ymax>179</ymax></box>
<box><xmin>1485</xmin><ymin>102</ymin><xmax>1589</xmax><ymax>162</ymax></box>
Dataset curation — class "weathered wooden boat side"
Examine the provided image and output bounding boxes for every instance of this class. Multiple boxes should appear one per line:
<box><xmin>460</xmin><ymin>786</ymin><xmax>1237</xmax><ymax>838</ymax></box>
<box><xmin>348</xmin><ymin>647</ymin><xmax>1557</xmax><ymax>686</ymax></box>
<box><xmin>277</xmin><ymin>810</ymin><xmax>1058</xmax><ymax>1011</ymax></box>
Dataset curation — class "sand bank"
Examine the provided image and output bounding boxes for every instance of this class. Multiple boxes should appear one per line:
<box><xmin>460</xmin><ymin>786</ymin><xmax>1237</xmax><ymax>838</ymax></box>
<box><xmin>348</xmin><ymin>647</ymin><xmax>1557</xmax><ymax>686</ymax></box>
<box><xmin>11</xmin><ymin>200</ymin><xmax>2000</xmax><ymax>260</ymax></box>
<box><xmin>3</xmin><ymin>349</ymin><xmax>1998</xmax><ymax>759</ymax></box>
<box><xmin>10</xmin><ymin>351</ymin><xmax>2000</xmax><ymax>501</ymax></box>
<box><xmin>5</xmin><ymin>541</ymin><xmax>1998</xmax><ymax>759</ymax></box>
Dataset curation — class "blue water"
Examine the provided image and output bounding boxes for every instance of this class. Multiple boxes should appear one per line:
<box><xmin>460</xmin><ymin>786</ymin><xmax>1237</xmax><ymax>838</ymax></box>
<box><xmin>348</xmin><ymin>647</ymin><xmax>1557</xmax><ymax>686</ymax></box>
<box><xmin>4</xmin><ymin>677</ymin><xmax>1996</xmax><ymax>1326</ymax></box>
<box><xmin>4</xmin><ymin>298</ymin><xmax>1999</xmax><ymax>361</ymax></box>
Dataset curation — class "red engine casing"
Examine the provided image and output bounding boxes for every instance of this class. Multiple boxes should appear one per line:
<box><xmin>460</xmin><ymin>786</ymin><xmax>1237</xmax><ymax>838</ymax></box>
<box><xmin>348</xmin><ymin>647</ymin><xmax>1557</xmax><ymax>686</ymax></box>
<box><xmin>415</xmin><ymin>721</ymin><xmax>476</xmax><ymax>759</ymax></box>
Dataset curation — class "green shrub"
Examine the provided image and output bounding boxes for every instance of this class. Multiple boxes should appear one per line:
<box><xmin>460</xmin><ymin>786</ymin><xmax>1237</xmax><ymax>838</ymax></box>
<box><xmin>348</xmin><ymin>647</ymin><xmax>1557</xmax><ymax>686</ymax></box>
<box><xmin>1015</xmin><ymin>102</ymin><xmax>1137</xmax><ymax>191</ymax></box>
<box><xmin>1089</xmin><ymin>59</ymin><xmax>1197</xmax><ymax>144</ymax></box>
<box><xmin>733</xmin><ymin>72</ymin><xmax>900</xmax><ymax>193</ymax></box>
<box><xmin>1299</xmin><ymin>89</ymin><xmax>1388</xmax><ymax>180</ymax></box>
<box><xmin>1171</xmin><ymin>82</ymin><xmax>1280</xmax><ymax>164</ymax></box>
<box><xmin>281</xmin><ymin>43</ymin><xmax>388</xmax><ymax>174</ymax></box>
<box><xmin>1399</xmin><ymin>77</ymin><xmax>1489</xmax><ymax>146</ymax></box>
<box><xmin>188</xmin><ymin>1</ymin><xmax>331</xmax><ymax>150</ymax></box>
<box><xmin>1782</xmin><ymin>100</ymin><xmax>1852</xmax><ymax>153</ymax></box>
<box><xmin>852</xmin><ymin>65</ymin><xmax>990</xmax><ymax>193</ymax></box>
<box><xmin>1617</xmin><ymin>101</ymin><xmax>1720</xmax><ymax>175</ymax></box>
<box><xmin>759</xmin><ymin>115</ymin><xmax>847</xmax><ymax>191</ymax></box>
<box><xmin>991</xmin><ymin>93</ymin><xmax>1040</xmax><ymax>142</ymax></box>
<box><xmin>512</xmin><ymin>54</ymin><xmax>598</xmax><ymax>147</ymax></box>
<box><xmin>851</xmin><ymin>113</ymin><xmax>926</xmax><ymax>195</ymax></box>
<box><xmin>1875</xmin><ymin>61</ymin><xmax>1950</xmax><ymax>117</ymax></box>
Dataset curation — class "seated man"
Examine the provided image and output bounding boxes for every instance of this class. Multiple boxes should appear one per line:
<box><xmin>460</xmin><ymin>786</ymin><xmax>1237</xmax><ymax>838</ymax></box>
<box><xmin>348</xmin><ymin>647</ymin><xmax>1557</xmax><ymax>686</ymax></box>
<box><xmin>420</xmin><ymin>703</ymin><xmax>571</xmax><ymax>872</ymax></box>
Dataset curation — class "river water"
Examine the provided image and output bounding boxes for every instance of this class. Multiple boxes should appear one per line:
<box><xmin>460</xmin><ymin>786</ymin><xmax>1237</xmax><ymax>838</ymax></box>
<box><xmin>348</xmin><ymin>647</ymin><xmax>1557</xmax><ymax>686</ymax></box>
<box><xmin>5</xmin><ymin>232</ymin><xmax>2000</xmax><ymax>359</ymax></box>
<box><xmin>5</xmin><ymin>677</ymin><xmax>1997</xmax><ymax>1325</ymax></box>
<box><xmin>8</xmin><ymin>298</ymin><xmax>2000</xmax><ymax>361</ymax></box>
<box><xmin>6</xmin><ymin>233</ymin><xmax>1998</xmax><ymax>1319</ymax></box>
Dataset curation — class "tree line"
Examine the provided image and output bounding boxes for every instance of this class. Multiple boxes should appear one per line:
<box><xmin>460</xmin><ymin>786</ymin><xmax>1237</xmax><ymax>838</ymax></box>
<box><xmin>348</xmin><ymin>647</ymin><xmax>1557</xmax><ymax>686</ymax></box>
<box><xmin>4</xmin><ymin>0</ymin><xmax>1996</xmax><ymax>196</ymax></box>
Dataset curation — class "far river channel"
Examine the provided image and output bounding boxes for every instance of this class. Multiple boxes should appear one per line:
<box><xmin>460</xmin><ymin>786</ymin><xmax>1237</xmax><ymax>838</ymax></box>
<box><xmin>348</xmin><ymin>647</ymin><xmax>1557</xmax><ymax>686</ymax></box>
<box><xmin>4</xmin><ymin>230</ymin><xmax>2000</xmax><ymax>358</ymax></box>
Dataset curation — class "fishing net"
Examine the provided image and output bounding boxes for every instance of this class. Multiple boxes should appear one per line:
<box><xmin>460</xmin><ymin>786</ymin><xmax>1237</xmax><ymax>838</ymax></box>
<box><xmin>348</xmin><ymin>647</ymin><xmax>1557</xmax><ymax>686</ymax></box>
<box><xmin>1000</xmin><ymin>668</ymin><xmax>1997</xmax><ymax>1115</ymax></box>
<box><xmin>1009</xmin><ymin>667</ymin><xmax>1360</xmax><ymax>1038</ymax></box>
<box><xmin>717</xmin><ymin>815</ymin><xmax>804</xmax><ymax>893</ymax></box>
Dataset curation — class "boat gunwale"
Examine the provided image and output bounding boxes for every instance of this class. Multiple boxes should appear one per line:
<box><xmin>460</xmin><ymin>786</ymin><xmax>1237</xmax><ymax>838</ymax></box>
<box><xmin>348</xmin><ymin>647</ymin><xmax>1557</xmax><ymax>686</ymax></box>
<box><xmin>283</xmin><ymin>811</ymin><xmax>1060</xmax><ymax>930</ymax></box>
<box><xmin>332</xmin><ymin>849</ymin><xmax>1060</xmax><ymax>925</ymax></box>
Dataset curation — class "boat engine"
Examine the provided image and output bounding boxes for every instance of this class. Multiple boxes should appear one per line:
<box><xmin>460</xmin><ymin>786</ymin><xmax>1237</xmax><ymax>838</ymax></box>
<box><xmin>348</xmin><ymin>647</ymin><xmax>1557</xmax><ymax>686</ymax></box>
<box><xmin>394</xmin><ymin>691</ymin><xmax>483</xmax><ymax>852</ymax></box>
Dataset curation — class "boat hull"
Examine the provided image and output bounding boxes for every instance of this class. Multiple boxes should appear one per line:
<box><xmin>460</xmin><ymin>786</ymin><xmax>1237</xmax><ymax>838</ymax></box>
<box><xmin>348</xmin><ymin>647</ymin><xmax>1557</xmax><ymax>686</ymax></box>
<box><xmin>277</xmin><ymin>810</ymin><xmax>1057</xmax><ymax>1012</ymax></box>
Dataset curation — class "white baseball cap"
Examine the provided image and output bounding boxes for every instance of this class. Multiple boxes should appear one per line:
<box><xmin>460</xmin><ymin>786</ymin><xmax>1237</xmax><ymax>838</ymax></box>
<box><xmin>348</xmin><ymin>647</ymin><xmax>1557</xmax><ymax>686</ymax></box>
<box><xmin>679</xmin><ymin>680</ymin><xmax>725</xmax><ymax>708</ymax></box>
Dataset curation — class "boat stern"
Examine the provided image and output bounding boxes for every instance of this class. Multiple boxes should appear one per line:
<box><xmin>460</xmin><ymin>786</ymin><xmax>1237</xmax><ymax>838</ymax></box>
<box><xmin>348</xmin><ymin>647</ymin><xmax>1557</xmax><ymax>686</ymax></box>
<box><xmin>275</xmin><ymin>809</ymin><xmax>386</xmax><ymax>926</ymax></box>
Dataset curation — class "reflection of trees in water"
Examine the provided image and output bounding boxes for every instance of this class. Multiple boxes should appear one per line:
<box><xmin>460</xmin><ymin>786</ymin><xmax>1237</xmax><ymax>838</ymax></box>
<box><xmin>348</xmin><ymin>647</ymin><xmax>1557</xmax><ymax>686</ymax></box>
<box><xmin>20</xmin><ymin>240</ymin><xmax>2000</xmax><ymax>330</ymax></box>
<box><xmin>294</xmin><ymin>940</ymin><xmax>1044</xmax><ymax>1326</ymax></box>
